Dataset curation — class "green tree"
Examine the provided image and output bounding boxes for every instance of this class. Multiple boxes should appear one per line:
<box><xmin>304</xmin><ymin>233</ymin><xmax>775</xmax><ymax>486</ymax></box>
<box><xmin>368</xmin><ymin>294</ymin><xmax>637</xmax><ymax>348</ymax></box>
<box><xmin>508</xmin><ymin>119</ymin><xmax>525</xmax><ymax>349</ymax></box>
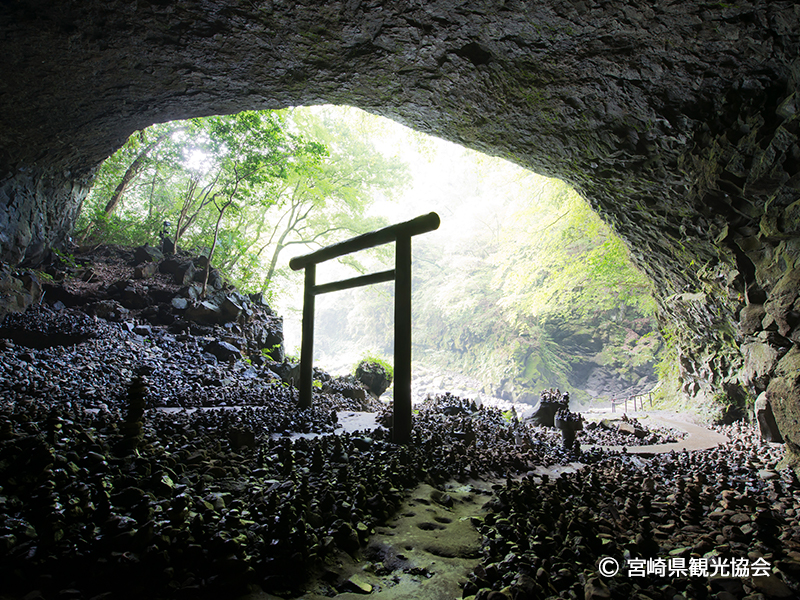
<box><xmin>78</xmin><ymin>106</ymin><xmax>409</xmax><ymax>298</ymax></box>
<box><xmin>492</xmin><ymin>180</ymin><xmax>656</xmax><ymax>326</ymax></box>
<box><xmin>181</xmin><ymin>111</ymin><xmax>325</xmax><ymax>295</ymax></box>
<box><xmin>258</xmin><ymin>107</ymin><xmax>409</xmax><ymax>288</ymax></box>
<box><xmin>78</xmin><ymin>123</ymin><xmax>184</xmax><ymax>245</ymax></box>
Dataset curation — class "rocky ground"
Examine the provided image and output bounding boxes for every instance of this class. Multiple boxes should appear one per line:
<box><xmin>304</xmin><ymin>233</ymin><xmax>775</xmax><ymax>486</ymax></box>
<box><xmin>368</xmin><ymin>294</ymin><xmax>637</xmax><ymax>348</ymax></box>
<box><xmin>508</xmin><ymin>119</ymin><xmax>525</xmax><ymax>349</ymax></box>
<box><xmin>1</xmin><ymin>246</ymin><xmax>799</xmax><ymax>600</ymax></box>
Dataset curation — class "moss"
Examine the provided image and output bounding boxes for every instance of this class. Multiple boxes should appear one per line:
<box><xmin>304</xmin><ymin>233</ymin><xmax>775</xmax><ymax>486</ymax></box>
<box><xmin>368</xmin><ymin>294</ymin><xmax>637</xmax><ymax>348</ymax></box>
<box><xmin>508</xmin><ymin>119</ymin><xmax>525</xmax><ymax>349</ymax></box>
<box><xmin>354</xmin><ymin>350</ymin><xmax>394</xmax><ymax>381</ymax></box>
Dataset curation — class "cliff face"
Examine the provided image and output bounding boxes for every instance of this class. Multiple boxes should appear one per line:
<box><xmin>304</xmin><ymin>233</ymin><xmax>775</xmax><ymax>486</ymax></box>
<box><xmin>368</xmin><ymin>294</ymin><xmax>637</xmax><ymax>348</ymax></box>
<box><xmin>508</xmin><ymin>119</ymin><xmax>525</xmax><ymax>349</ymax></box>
<box><xmin>1</xmin><ymin>1</ymin><xmax>799</xmax><ymax>467</ymax></box>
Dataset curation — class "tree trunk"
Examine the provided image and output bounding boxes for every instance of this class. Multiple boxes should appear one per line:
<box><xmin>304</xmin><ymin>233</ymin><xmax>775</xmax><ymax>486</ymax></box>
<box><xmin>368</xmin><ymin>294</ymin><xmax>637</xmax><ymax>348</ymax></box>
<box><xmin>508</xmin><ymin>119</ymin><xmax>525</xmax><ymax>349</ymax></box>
<box><xmin>202</xmin><ymin>188</ymin><xmax>236</xmax><ymax>297</ymax></box>
<box><xmin>103</xmin><ymin>131</ymin><xmax>172</xmax><ymax>217</ymax></box>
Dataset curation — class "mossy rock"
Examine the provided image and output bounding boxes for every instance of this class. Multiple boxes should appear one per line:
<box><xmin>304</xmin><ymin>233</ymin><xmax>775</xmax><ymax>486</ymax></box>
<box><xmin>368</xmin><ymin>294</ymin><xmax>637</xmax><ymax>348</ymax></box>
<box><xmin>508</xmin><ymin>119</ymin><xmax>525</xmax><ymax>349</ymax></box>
<box><xmin>355</xmin><ymin>360</ymin><xmax>393</xmax><ymax>398</ymax></box>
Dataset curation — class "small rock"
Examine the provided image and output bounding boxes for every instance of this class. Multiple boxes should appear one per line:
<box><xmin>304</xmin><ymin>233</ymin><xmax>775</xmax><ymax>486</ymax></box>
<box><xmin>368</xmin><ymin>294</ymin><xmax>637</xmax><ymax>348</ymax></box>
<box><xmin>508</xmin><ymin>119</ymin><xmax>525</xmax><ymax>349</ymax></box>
<box><xmin>730</xmin><ymin>513</ymin><xmax>751</xmax><ymax>525</ymax></box>
<box><xmin>340</xmin><ymin>573</ymin><xmax>373</xmax><ymax>594</ymax></box>
<box><xmin>750</xmin><ymin>574</ymin><xmax>794</xmax><ymax>598</ymax></box>
<box><xmin>584</xmin><ymin>576</ymin><xmax>611</xmax><ymax>600</ymax></box>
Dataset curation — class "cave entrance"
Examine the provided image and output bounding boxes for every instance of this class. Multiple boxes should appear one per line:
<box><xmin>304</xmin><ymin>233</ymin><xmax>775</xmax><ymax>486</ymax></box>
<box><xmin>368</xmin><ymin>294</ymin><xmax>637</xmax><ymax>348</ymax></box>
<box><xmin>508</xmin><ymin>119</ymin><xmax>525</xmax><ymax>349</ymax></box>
<box><xmin>76</xmin><ymin>105</ymin><xmax>663</xmax><ymax>413</ymax></box>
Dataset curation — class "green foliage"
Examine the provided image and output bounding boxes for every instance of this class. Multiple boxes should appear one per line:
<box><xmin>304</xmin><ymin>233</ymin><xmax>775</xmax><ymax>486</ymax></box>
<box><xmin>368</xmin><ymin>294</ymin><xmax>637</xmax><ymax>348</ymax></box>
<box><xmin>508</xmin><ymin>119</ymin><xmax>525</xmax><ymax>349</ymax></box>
<box><xmin>78</xmin><ymin>107</ymin><xmax>409</xmax><ymax>301</ymax></box>
<box><xmin>305</xmin><ymin>133</ymin><xmax>663</xmax><ymax>403</ymax></box>
<box><xmin>492</xmin><ymin>180</ymin><xmax>657</xmax><ymax>324</ymax></box>
<box><xmin>261</xmin><ymin>342</ymin><xmax>283</xmax><ymax>362</ymax></box>
<box><xmin>78</xmin><ymin>209</ymin><xmax>165</xmax><ymax>248</ymax></box>
<box><xmin>51</xmin><ymin>248</ymin><xmax>79</xmax><ymax>271</ymax></box>
<box><xmin>354</xmin><ymin>350</ymin><xmax>394</xmax><ymax>381</ymax></box>
<box><xmin>502</xmin><ymin>410</ymin><xmax>517</xmax><ymax>423</ymax></box>
<box><xmin>360</xmin><ymin>150</ymin><xmax>660</xmax><ymax>402</ymax></box>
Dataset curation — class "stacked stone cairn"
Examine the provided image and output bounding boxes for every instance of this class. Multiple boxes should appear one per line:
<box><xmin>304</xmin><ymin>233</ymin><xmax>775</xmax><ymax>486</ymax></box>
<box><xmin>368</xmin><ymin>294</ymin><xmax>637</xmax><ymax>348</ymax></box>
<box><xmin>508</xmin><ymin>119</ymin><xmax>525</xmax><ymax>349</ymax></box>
<box><xmin>554</xmin><ymin>406</ymin><xmax>584</xmax><ymax>451</ymax></box>
<box><xmin>528</xmin><ymin>388</ymin><xmax>584</xmax><ymax>451</ymax></box>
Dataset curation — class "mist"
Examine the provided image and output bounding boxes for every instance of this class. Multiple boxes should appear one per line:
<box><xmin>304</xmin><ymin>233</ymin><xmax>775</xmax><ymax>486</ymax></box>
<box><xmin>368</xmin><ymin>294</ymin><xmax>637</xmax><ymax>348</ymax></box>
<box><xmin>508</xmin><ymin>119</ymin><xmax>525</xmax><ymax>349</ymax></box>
<box><xmin>273</xmin><ymin>107</ymin><xmax>663</xmax><ymax>412</ymax></box>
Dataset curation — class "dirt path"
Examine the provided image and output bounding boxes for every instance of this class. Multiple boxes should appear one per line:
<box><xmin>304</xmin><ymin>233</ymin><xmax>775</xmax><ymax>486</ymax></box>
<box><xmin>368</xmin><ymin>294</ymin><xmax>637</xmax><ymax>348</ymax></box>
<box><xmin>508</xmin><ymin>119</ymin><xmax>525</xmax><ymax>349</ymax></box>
<box><xmin>242</xmin><ymin>480</ymin><xmax>495</xmax><ymax>600</ymax></box>
<box><xmin>586</xmin><ymin>411</ymin><xmax>729</xmax><ymax>455</ymax></box>
<box><xmin>240</xmin><ymin>411</ymin><xmax>732</xmax><ymax>600</ymax></box>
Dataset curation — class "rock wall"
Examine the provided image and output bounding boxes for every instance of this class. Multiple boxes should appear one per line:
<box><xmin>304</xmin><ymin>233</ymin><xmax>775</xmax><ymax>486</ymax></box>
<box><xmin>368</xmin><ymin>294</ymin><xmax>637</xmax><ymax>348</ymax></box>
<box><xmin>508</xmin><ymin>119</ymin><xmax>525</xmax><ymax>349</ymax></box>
<box><xmin>1</xmin><ymin>1</ymin><xmax>799</xmax><ymax>467</ymax></box>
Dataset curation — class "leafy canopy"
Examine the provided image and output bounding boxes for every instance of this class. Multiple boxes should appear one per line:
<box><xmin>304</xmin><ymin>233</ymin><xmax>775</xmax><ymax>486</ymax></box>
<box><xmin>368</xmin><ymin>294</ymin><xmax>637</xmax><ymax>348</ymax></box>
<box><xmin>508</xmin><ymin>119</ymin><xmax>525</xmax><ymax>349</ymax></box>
<box><xmin>493</xmin><ymin>179</ymin><xmax>657</xmax><ymax>328</ymax></box>
<box><xmin>78</xmin><ymin>107</ymin><xmax>409</xmax><ymax>297</ymax></box>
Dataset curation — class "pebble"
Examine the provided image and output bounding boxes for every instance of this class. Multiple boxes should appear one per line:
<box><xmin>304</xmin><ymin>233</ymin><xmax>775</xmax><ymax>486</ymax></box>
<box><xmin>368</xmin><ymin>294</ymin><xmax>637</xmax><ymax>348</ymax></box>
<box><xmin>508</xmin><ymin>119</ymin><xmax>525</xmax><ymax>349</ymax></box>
<box><xmin>0</xmin><ymin>246</ymin><xmax>798</xmax><ymax>600</ymax></box>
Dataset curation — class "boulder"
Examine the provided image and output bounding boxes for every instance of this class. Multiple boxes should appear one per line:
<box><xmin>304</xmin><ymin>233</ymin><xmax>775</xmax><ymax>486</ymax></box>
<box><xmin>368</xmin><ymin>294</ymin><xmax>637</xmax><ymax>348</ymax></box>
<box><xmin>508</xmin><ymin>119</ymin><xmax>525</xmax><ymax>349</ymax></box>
<box><xmin>741</xmin><ymin>339</ymin><xmax>783</xmax><ymax>392</ymax></box>
<box><xmin>133</xmin><ymin>324</ymin><xmax>153</xmax><ymax>337</ymax></box>
<box><xmin>133</xmin><ymin>244</ymin><xmax>163</xmax><ymax>265</ymax></box>
<box><xmin>159</xmin><ymin>258</ymin><xmax>182</xmax><ymax>275</ymax></box>
<box><xmin>117</xmin><ymin>286</ymin><xmax>150</xmax><ymax>310</ymax></box>
<box><xmin>208</xmin><ymin>268</ymin><xmax>223</xmax><ymax>290</ymax></box>
<box><xmin>739</xmin><ymin>303</ymin><xmax>766</xmax><ymax>335</ymax></box>
<box><xmin>179</xmin><ymin>284</ymin><xmax>202</xmax><ymax>300</ymax></box>
<box><xmin>148</xmin><ymin>288</ymin><xmax>174</xmax><ymax>304</ymax></box>
<box><xmin>617</xmin><ymin>421</ymin><xmax>647</xmax><ymax>438</ymax></box>
<box><xmin>247</xmin><ymin>317</ymin><xmax>285</xmax><ymax>360</ymax></box>
<box><xmin>528</xmin><ymin>398</ymin><xmax>567</xmax><ymax>428</ymax></box>
<box><xmin>355</xmin><ymin>360</ymin><xmax>393</xmax><ymax>398</ymax></box>
<box><xmin>171</xmin><ymin>297</ymin><xmax>188</xmax><ymax>311</ymax></box>
<box><xmin>185</xmin><ymin>301</ymin><xmax>222</xmax><ymax>324</ymax></box>
<box><xmin>194</xmin><ymin>255</ymin><xmax>209</xmax><ymax>270</ymax></box>
<box><xmin>174</xmin><ymin>261</ymin><xmax>196</xmax><ymax>286</ymax></box>
<box><xmin>87</xmin><ymin>300</ymin><xmax>128</xmax><ymax>322</ymax></box>
<box><xmin>249</xmin><ymin>292</ymin><xmax>274</xmax><ymax>314</ymax></box>
<box><xmin>204</xmin><ymin>340</ymin><xmax>241</xmax><ymax>362</ymax></box>
<box><xmin>220</xmin><ymin>296</ymin><xmax>242</xmax><ymax>322</ymax></box>
<box><xmin>134</xmin><ymin>262</ymin><xmax>158</xmax><ymax>279</ymax></box>
<box><xmin>273</xmin><ymin>361</ymin><xmax>301</xmax><ymax>386</ymax></box>
<box><xmin>755</xmin><ymin>392</ymin><xmax>784</xmax><ymax>443</ymax></box>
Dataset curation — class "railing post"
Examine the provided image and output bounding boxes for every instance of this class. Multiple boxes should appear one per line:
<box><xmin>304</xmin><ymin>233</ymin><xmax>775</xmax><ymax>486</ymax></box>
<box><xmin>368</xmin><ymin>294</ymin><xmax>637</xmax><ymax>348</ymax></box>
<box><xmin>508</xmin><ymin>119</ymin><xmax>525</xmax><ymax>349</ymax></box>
<box><xmin>393</xmin><ymin>233</ymin><xmax>412</xmax><ymax>444</ymax></box>
<box><xmin>298</xmin><ymin>264</ymin><xmax>316</xmax><ymax>409</ymax></box>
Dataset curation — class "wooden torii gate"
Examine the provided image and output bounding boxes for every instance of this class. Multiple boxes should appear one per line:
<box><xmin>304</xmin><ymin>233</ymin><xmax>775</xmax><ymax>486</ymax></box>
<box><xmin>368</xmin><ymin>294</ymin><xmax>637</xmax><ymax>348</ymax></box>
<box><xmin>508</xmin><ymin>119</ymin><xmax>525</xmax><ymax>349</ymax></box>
<box><xmin>289</xmin><ymin>212</ymin><xmax>440</xmax><ymax>444</ymax></box>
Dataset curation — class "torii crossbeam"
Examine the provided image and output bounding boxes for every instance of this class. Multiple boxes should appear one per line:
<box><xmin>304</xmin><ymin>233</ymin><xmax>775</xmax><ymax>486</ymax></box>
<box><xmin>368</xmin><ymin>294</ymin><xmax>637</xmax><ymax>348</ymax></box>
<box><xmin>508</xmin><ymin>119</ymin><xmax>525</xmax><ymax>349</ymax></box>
<box><xmin>289</xmin><ymin>212</ymin><xmax>440</xmax><ymax>444</ymax></box>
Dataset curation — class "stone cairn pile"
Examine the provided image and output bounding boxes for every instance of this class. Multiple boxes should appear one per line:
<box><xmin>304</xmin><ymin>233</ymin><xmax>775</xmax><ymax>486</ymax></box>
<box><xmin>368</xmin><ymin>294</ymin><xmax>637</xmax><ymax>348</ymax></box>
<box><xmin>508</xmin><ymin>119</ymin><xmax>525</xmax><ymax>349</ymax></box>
<box><xmin>527</xmin><ymin>389</ymin><xmax>583</xmax><ymax>450</ymax></box>
<box><xmin>1</xmin><ymin>247</ymin><xmax>799</xmax><ymax>599</ymax></box>
<box><xmin>0</xmin><ymin>386</ymin><xmax>594</xmax><ymax>599</ymax></box>
<box><xmin>463</xmin><ymin>422</ymin><xmax>800</xmax><ymax>600</ymax></box>
<box><xmin>554</xmin><ymin>407</ymin><xmax>584</xmax><ymax>451</ymax></box>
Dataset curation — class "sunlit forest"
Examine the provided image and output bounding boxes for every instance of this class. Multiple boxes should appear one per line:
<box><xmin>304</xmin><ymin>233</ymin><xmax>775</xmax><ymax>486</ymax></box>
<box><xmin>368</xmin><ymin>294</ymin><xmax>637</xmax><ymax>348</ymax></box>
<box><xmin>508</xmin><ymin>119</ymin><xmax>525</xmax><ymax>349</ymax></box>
<box><xmin>79</xmin><ymin>105</ymin><xmax>663</xmax><ymax>406</ymax></box>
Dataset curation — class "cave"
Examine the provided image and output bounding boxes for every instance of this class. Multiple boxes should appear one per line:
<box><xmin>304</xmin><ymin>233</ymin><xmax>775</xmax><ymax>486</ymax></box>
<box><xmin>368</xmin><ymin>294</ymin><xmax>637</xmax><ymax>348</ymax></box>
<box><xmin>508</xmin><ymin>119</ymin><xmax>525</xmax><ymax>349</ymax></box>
<box><xmin>5</xmin><ymin>1</ymin><xmax>798</xmax><ymax>464</ymax></box>
<box><xmin>2</xmin><ymin>1</ymin><xmax>800</xmax><ymax>595</ymax></box>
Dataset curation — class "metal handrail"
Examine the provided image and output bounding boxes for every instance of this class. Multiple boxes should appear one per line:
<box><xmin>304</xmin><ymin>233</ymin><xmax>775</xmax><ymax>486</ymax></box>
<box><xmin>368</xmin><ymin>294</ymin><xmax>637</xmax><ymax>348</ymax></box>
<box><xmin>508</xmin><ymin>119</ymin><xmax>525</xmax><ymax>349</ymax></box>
<box><xmin>611</xmin><ymin>382</ymin><xmax>661</xmax><ymax>413</ymax></box>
